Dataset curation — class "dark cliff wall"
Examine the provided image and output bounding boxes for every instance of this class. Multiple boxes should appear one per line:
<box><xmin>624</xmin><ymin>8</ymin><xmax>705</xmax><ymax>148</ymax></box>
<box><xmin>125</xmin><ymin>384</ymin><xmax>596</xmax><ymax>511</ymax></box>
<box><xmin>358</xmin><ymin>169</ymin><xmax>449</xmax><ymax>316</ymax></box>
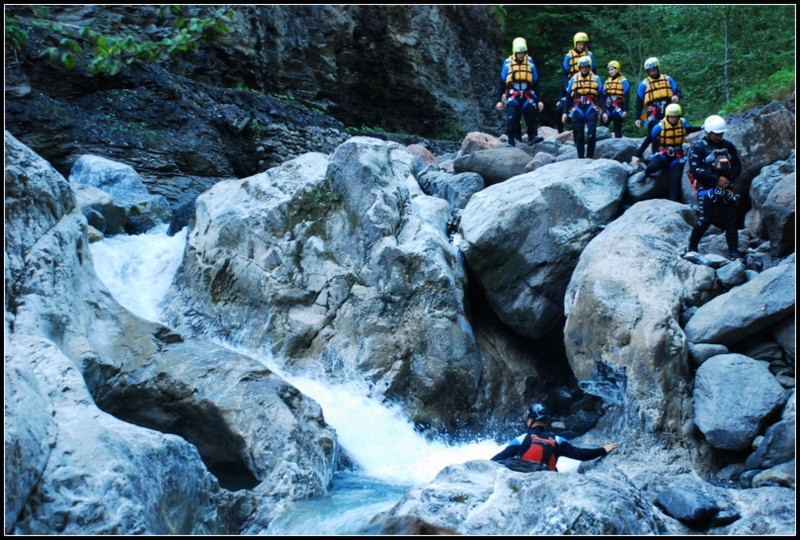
<box><xmin>5</xmin><ymin>5</ymin><xmax>503</xmax><ymax>183</ymax></box>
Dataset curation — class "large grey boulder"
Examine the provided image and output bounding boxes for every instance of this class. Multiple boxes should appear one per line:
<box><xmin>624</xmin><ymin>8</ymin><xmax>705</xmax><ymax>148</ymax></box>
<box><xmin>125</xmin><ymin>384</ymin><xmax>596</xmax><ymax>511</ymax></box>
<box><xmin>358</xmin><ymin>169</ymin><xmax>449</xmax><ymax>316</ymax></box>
<box><xmin>7</xmin><ymin>335</ymin><xmax>234</xmax><ymax>535</ymax></box>
<box><xmin>417</xmin><ymin>169</ymin><xmax>484</xmax><ymax>210</ymax></box>
<box><xmin>4</xmin><ymin>131</ymin><xmax>336</xmax><ymax>534</ymax></box>
<box><xmin>723</xmin><ymin>101</ymin><xmax>796</xmax><ymax>198</ymax></box>
<box><xmin>69</xmin><ymin>154</ymin><xmax>172</xmax><ymax>234</ymax></box>
<box><xmin>380</xmin><ymin>460</ymin><xmax>667</xmax><ymax>535</ymax></box>
<box><xmin>163</xmin><ymin>137</ymin><xmax>483</xmax><ymax>432</ymax></box>
<box><xmin>683</xmin><ymin>261</ymin><xmax>795</xmax><ymax>346</ymax></box>
<box><xmin>760</xmin><ymin>172</ymin><xmax>795</xmax><ymax>257</ymax></box>
<box><xmin>453</xmin><ymin>146</ymin><xmax>534</xmax><ymax>185</ymax></box>
<box><xmin>460</xmin><ymin>158</ymin><xmax>627</xmax><ymax>340</ymax></box>
<box><xmin>4</xmin><ymin>348</ymin><xmax>56</xmax><ymax>533</ymax></box>
<box><xmin>563</xmin><ymin>200</ymin><xmax>718</xmax><ymax>433</ymax></box>
<box><xmin>745</xmin><ymin>152</ymin><xmax>795</xmax><ymax>242</ymax></box>
<box><xmin>693</xmin><ymin>354</ymin><xmax>788</xmax><ymax>451</ymax></box>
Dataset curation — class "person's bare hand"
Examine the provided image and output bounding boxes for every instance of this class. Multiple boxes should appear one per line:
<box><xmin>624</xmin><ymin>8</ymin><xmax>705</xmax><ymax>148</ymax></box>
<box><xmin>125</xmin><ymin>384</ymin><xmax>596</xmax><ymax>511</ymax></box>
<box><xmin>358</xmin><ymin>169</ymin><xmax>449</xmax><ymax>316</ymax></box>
<box><xmin>496</xmin><ymin>102</ymin><xmax>505</xmax><ymax>111</ymax></box>
<box><xmin>603</xmin><ymin>442</ymin><xmax>619</xmax><ymax>454</ymax></box>
<box><xmin>717</xmin><ymin>176</ymin><xmax>730</xmax><ymax>189</ymax></box>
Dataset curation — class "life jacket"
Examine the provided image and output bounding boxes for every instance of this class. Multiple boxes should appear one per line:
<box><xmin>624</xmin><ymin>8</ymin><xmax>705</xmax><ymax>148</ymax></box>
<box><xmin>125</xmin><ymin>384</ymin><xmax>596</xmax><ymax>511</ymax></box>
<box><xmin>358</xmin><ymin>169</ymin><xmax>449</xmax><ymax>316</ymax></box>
<box><xmin>520</xmin><ymin>434</ymin><xmax>558</xmax><ymax>471</ymax></box>
<box><xmin>566</xmin><ymin>49</ymin><xmax>590</xmax><ymax>77</ymax></box>
<box><xmin>571</xmin><ymin>73</ymin><xmax>599</xmax><ymax>97</ymax></box>
<box><xmin>643</xmin><ymin>74</ymin><xmax>674</xmax><ymax>105</ymax></box>
<box><xmin>506</xmin><ymin>56</ymin><xmax>534</xmax><ymax>90</ymax></box>
<box><xmin>656</xmin><ymin>118</ymin><xmax>686</xmax><ymax>153</ymax></box>
<box><xmin>604</xmin><ymin>74</ymin><xmax>626</xmax><ymax>109</ymax></box>
<box><xmin>605</xmin><ymin>74</ymin><xmax>626</xmax><ymax>97</ymax></box>
<box><xmin>570</xmin><ymin>73</ymin><xmax>599</xmax><ymax>110</ymax></box>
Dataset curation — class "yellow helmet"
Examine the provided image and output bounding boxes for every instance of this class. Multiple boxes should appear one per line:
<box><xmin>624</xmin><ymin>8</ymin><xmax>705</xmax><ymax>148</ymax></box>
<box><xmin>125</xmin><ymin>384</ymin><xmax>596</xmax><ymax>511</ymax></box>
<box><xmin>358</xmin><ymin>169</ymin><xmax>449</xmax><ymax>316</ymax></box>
<box><xmin>665</xmin><ymin>103</ymin><xmax>682</xmax><ymax>116</ymax></box>
<box><xmin>573</xmin><ymin>32</ymin><xmax>589</xmax><ymax>47</ymax></box>
<box><xmin>512</xmin><ymin>37</ymin><xmax>527</xmax><ymax>54</ymax></box>
<box><xmin>607</xmin><ymin>60</ymin><xmax>621</xmax><ymax>71</ymax></box>
<box><xmin>578</xmin><ymin>56</ymin><xmax>592</xmax><ymax>68</ymax></box>
<box><xmin>644</xmin><ymin>57</ymin><xmax>660</xmax><ymax>70</ymax></box>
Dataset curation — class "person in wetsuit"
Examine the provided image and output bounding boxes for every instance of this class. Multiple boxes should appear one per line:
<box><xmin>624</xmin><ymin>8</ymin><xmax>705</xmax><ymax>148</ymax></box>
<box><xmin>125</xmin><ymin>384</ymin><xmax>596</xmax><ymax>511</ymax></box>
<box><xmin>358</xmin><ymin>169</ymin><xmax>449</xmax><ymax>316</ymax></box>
<box><xmin>491</xmin><ymin>403</ymin><xmax>618</xmax><ymax>471</ymax></box>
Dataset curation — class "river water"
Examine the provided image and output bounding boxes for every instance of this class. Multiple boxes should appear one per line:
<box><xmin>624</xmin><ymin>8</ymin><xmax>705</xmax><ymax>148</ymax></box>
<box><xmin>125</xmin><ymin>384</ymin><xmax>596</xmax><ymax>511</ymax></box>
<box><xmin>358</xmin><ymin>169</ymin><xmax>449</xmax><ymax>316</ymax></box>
<box><xmin>89</xmin><ymin>224</ymin><xmax>508</xmax><ymax>534</ymax></box>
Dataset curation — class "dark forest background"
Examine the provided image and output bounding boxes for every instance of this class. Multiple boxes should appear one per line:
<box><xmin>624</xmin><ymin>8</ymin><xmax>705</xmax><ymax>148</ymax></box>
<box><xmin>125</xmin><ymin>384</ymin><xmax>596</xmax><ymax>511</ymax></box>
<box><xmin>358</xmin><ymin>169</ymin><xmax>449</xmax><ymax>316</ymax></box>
<box><xmin>5</xmin><ymin>4</ymin><xmax>796</xmax><ymax>141</ymax></box>
<box><xmin>498</xmin><ymin>4</ymin><xmax>795</xmax><ymax>135</ymax></box>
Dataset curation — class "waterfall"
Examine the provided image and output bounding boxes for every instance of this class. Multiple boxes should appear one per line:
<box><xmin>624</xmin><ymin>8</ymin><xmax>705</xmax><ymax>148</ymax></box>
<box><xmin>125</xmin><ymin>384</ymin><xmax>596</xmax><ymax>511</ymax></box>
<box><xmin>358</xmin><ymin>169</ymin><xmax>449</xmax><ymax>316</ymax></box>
<box><xmin>89</xmin><ymin>225</ymin><xmax>508</xmax><ymax>534</ymax></box>
<box><xmin>90</xmin><ymin>224</ymin><xmax>187</xmax><ymax>325</ymax></box>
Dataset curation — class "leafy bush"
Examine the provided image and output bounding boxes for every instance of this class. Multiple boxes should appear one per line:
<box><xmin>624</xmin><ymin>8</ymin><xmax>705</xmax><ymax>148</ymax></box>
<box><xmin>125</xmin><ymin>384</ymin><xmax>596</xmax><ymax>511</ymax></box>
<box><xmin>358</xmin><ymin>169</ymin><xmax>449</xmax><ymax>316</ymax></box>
<box><xmin>30</xmin><ymin>6</ymin><xmax>235</xmax><ymax>76</ymax></box>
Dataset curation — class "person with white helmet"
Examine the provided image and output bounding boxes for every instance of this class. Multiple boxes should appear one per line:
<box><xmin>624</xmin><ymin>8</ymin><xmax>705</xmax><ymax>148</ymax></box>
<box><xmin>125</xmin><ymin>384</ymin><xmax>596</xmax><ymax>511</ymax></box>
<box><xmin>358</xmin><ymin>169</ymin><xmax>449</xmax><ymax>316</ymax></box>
<box><xmin>634</xmin><ymin>57</ymin><xmax>682</xmax><ymax>152</ymax></box>
<box><xmin>491</xmin><ymin>403</ymin><xmax>619</xmax><ymax>472</ymax></box>
<box><xmin>686</xmin><ymin>114</ymin><xmax>744</xmax><ymax>260</ymax></box>
<box><xmin>562</xmin><ymin>55</ymin><xmax>605</xmax><ymax>158</ymax></box>
<box><xmin>495</xmin><ymin>37</ymin><xmax>545</xmax><ymax>147</ymax></box>
<box><xmin>602</xmin><ymin>60</ymin><xmax>630</xmax><ymax>138</ymax></box>
<box><xmin>630</xmin><ymin>103</ymin><xmax>702</xmax><ymax>202</ymax></box>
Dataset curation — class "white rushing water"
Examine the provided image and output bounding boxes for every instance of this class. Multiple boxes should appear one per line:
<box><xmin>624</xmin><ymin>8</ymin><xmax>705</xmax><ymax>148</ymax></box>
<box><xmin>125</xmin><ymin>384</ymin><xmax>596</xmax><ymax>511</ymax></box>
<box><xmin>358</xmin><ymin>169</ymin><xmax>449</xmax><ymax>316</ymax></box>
<box><xmin>89</xmin><ymin>225</ymin><xmax>508</xmax><ymax>534</ymax></box>
<box><xmin>90</xmin><ymin>224</ymin><xmax>187</xmax><ymax>324</ymax></box>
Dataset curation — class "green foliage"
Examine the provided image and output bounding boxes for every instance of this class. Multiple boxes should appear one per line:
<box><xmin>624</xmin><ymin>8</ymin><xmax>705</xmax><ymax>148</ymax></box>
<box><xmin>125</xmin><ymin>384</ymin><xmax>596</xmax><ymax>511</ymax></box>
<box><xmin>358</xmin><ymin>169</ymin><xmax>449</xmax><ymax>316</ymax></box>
<box><xmin>27</xmin><ymin>6</ymin><xmax>235</xmax><ymax>76</ymax></box>
<box><xmin>499</xmin><ymin>5</ymin><xmax>795</xmax><ymax>129</ymax></box>
<box><xmin>350</xmin><ymin>124</ymin><xmax>388</xmax><ymax>135</ymax></box>
<box><xmin>5</xmin><ymin>13</ymin><xmax>29</xmax><ymax>50</ymax></box>
<box><xmin>721</xmin><ymin>68</ymin><xmax>796</xmax><ymax>115</ymax></box>
<box><xmin>288</xmin><ymin>185</ymin><xmax>343</xmax><ymax>233</ymax></box>
<box><xmin>248</xmin><ymin>119</ymin><xmax>265</xmax><ymax>135</ymax></box>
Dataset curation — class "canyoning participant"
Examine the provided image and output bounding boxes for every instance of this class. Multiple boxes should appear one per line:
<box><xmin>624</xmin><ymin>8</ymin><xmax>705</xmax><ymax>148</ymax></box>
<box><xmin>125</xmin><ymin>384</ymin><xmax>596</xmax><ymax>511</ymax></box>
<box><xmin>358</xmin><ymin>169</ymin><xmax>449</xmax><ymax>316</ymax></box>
<box><xmin>491</xmin><ymin>403</ymin><xmax>619</xmax><ymax>472</ymax></box>
<box><xmin>634</xmin><ymin>57</ymin><xmax>682</xmax><ymax>152</ymax></box>
<box><xmin>562</xmin><ymin>31</ymin><xmax>596</xmax><ymax>95</ymax></box>
<box><xmin>562</xmin><ymin>55</ymin><xmax>605</xmax><ymax>158</ymax></box>
<box><xmin>602</xmin><ymin>60</ymin><xmax>629</xmax><ymax>138</ymax></box>
<box><xmin>630</xmin><ymin>103</ymin><xmax>702</xmax><ymax>202</ymax></box>
<box><xmin>685</xmin><ymin>114</ymin><xmax>744</xmax><ymax>261</ymax></box>
<box><xmin>495</xmin><ymin>37</ymin><xmax>545</xmax><ymax>147</ymax></box>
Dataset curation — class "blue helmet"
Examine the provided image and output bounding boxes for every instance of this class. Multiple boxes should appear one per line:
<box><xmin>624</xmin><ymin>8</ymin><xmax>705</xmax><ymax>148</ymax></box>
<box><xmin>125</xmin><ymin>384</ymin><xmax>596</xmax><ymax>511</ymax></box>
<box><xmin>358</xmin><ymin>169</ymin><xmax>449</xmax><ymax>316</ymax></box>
<box><xmin>527</xmin><ymin>403</ymin><xmax>548</xmax><ymax>421</ymax></box>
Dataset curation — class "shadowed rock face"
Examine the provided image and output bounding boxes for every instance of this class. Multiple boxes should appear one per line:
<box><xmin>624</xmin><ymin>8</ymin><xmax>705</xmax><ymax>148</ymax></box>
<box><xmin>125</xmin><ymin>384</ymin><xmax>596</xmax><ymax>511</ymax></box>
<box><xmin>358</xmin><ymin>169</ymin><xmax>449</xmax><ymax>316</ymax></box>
<box><xmin>4</xmin><ymin>5</ymin><xmax>501</xmax><ymax>186</ymax></box>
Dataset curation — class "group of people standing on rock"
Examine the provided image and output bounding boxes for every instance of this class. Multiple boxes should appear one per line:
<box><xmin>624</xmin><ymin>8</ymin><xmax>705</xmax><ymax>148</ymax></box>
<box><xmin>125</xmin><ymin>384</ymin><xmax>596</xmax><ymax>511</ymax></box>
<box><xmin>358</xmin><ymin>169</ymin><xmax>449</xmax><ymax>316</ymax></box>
<box><xmin>496</xmin><ymin>32</ymin><xmax>745</xmax><ymax>261</ymax></box>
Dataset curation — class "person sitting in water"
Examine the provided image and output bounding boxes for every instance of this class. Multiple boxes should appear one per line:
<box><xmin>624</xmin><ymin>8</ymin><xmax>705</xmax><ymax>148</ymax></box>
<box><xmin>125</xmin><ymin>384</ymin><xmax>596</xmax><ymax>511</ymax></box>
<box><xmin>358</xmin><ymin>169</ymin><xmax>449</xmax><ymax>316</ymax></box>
<box><xmin>491</xmin><ymin>403</ymin><xmax>619</xmax><ymax>471</ymax></box>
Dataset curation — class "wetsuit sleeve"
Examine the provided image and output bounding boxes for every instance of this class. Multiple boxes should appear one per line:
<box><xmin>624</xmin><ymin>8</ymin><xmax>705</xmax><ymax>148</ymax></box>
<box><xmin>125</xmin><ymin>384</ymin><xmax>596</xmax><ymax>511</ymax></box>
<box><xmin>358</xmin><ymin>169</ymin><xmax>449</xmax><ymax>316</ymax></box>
<box><xmin>688</xmin><ymin>141</ymin><xmax>717</xmax><ymax>189</ymax></box>
<box><xmin>636</xmin><ymin>123</ymin><xmax>660</xmax><ymax>157</ymax></box>
<box><xmin>555</xmin><ymin>437</ymin><xmax>608</xmax><ymax>461</ymax></box>
<box><xmin>670</xmin><ymin>76</ymin><xmax>682</xmax><ymax>99</ymax></box>
<box><xmin>684</xmin><ymin>121</ymin><xmax>703</xmax><ymax>135</ymax></box>
<box><xmin>496</xmin><ymin>62</ymin><xmax>509</xmax><ymax>103</ymax></box>
<box><xmin>727</xmin><ymin>141</ymin><xmax>742</xmax><ymax>181</ymax></box>
<box><xmin>563</xmin><ymin>77</ymin><xmax>574</xmax><ymax>110</ymax></box>
<box><xmin>530</xmin><ymin>60</ymin><xmax>542</xmax><ymax>100</ymax></box>
<box><xmin>596</xmin><ymin>76</ymin><xmax>606</xmax><ymax>113</ymax></box>
<box><xmin>491</xmin><ymin>433</ymin><xmax>525</xmax><ymax>461</ymax></box>
<box><xmin>491</xmin><ymin>445</ymin><xmax>519</xmax><ymax>461</ymax></box>
<box><xmin>634</xmin><ymin>82</ymin><xmax>646</xmax><ymax>119</ymax></box>
<box><xmin>622</xmin><ymin>80</ymin><xmax>630</xmax><ymax>112</ymax></box>
<box><xmin>562</xmin><ymin>53</ymin><xmax>572</xmax><ymax>89</ymax></box>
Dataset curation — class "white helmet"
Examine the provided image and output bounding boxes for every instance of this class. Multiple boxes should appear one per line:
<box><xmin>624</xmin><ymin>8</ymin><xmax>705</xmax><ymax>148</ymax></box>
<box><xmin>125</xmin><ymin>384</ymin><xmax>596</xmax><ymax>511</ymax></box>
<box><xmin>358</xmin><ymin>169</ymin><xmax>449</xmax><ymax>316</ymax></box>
<box><xmin>703</xmin><ymin>115</ymin><xmax>727</xmax><ymax>134</ymax></box>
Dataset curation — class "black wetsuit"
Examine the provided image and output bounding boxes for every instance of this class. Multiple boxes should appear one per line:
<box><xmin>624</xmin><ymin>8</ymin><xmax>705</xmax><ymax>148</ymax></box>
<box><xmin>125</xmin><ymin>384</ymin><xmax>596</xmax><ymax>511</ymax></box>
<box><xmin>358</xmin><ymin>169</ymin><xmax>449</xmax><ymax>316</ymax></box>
<box><xmin>491</xmin><ymin>425</ymin><xmax>609</xmax><ymax>471</ymax></box>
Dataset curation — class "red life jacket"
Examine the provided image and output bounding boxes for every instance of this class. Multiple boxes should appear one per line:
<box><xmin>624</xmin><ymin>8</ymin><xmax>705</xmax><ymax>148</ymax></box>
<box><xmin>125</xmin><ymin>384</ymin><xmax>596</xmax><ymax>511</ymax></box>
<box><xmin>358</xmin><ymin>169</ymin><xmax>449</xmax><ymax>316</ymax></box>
<box><xmin>520</xmin><ymin>434</ymin><xmax>558</xmax><ymax>471</ymax></box>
